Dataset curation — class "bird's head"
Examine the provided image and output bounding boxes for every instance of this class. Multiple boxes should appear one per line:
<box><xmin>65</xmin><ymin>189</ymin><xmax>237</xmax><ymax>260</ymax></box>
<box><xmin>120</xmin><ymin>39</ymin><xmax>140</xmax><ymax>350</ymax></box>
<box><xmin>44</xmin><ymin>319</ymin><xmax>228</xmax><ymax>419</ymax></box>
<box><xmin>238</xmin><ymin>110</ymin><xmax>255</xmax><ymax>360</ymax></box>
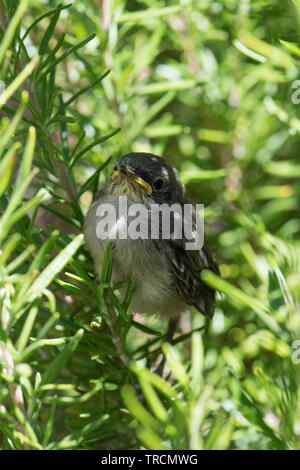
<box><xmin>110</xmin><ymin>152</ymin><xmax>186</xmax><ymax>204</ymax></box>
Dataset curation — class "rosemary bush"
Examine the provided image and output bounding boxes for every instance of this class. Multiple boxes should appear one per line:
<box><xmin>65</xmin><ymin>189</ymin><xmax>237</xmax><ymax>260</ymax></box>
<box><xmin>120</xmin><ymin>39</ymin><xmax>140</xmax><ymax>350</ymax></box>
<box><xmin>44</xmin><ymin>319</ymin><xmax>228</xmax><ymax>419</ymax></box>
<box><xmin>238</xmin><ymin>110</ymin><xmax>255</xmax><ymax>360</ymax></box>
<box><xmin>0</xmin><ymin>0</ymin><xmax>299</xmax><ymax>450</ymax></box>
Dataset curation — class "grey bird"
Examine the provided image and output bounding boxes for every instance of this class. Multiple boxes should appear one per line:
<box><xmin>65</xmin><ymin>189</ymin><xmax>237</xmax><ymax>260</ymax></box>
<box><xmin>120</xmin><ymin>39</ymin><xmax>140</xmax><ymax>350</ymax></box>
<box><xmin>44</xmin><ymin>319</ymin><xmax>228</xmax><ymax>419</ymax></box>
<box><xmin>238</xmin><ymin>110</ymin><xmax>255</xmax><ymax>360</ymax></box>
<box><xmin>84</xmin><ymin>152</ymin><xmax>219</xmax><ymax>330</ymax></box>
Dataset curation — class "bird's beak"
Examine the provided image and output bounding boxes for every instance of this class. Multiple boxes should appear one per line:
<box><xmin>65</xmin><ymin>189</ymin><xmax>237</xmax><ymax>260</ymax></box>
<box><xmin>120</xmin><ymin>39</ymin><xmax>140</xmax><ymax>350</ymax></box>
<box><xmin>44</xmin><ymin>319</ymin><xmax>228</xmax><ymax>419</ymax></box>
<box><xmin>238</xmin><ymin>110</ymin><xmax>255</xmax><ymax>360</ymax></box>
<box><xmin>111</xmin><ymin>168</ymin><xmax>152</xmax><ymax>195</ymax></box>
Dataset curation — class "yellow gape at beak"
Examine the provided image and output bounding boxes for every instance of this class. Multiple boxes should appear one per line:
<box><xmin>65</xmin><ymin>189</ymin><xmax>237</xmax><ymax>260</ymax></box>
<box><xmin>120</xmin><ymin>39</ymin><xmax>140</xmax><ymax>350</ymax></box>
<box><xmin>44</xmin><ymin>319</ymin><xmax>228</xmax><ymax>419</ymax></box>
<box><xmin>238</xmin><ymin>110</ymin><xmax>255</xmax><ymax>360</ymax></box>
<box><xmin>111</xmin><ymin>170</ymin><xmax>119</xmax><ymax>181</ymax></box>
<box><xmin>132</xmin><ymin>176</ymin><xmax>152</xmax><ymax>195</ymax></box>
<box><xmin>111</xmin><ymin>170</ymin><xmax>152</xmax><ymax>195</ymax></box>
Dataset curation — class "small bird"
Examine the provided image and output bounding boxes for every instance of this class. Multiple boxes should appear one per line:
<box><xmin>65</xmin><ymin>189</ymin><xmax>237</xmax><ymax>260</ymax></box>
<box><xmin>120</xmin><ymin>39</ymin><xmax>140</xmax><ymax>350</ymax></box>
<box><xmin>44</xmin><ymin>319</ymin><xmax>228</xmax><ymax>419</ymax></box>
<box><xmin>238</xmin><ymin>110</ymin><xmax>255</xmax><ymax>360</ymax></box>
<box><xmin>84</xmin><ymin>152</ymin><xmax>219</xmax><ymax>334</ymax></box>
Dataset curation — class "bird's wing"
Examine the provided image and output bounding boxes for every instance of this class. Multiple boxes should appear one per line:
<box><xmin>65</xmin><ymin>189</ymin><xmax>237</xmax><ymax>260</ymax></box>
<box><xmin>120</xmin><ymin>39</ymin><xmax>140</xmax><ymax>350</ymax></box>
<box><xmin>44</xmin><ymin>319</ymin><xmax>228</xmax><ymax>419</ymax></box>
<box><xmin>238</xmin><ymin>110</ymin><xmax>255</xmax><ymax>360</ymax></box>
<box><xmin>154</xmin><ymin>206</ymin><xmax>219</xmax><ymax>318</ymax></box>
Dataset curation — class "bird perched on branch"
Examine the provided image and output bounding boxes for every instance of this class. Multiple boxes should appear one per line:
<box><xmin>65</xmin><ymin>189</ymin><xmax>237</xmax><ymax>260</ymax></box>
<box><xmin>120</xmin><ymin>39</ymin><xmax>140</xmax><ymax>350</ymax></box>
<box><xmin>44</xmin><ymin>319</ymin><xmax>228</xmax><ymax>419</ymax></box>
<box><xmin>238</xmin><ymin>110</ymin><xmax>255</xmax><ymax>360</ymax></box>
<box><xmin>84</xmin><ymin>152</ymin><xmax>219</xmax><ymax>340</ymax></box>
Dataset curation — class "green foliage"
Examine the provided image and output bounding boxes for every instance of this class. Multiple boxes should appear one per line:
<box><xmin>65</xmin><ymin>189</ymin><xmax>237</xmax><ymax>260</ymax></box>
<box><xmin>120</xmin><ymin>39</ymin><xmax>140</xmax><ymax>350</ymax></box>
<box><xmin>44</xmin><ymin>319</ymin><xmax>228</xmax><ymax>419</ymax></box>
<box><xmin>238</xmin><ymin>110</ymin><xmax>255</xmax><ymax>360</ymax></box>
<box><xmin>0</xmin><ymin>0</ymin><xmax>300</xmax><ymax>450</ymax></box>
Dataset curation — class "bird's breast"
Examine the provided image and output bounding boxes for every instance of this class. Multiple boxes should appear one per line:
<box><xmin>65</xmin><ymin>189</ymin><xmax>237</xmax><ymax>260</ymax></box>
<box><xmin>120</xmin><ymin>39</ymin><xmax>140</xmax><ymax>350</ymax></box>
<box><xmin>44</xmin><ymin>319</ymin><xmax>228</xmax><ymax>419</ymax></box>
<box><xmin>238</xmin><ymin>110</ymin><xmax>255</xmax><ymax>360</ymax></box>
<box><xmin>84</xmin><ymin>194</ymin><xmax>179</xmax><ymax>314</ymax></box>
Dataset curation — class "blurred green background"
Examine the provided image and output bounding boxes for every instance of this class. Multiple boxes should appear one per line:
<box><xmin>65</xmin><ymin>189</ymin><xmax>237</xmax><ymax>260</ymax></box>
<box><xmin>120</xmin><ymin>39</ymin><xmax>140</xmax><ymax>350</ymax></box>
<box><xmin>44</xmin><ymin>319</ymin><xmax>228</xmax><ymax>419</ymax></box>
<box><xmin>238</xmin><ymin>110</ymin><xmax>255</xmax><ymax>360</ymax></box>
<box><xmin>0</xmin><ymin>0</ymin><xmax>300</xmax><ymax>450</ymax></box>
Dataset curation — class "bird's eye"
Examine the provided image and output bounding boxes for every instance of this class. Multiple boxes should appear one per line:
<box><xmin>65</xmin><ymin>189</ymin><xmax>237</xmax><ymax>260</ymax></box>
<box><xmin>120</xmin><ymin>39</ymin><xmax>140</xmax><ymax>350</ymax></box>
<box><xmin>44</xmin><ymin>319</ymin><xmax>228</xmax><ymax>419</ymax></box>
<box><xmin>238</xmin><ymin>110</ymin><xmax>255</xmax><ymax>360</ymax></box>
<box><xmin>153</xmin><ymin>177</ymin><xmax>165</xmax><ymax>191</ymax></box>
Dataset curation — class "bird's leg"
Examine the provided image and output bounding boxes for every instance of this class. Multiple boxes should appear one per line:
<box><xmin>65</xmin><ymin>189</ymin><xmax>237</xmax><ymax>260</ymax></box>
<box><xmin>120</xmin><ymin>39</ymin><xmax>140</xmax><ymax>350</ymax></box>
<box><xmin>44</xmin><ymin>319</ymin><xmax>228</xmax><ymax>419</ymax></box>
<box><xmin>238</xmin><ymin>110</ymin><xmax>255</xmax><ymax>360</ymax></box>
<box><xmin>155</xmin><ymin>317</ymin><xmax>178</xmax><ymax>376</ymax></box>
